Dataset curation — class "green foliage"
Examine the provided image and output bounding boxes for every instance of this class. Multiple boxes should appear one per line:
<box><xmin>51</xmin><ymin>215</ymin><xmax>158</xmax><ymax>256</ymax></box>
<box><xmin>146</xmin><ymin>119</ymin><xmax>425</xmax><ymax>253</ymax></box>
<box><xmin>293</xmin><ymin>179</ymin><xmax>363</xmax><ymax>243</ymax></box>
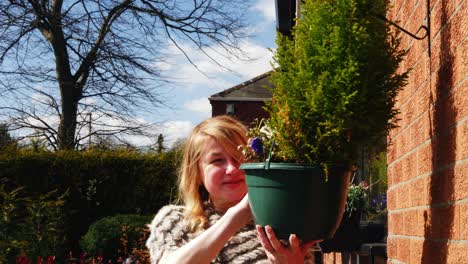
<box><xmin>80</xmin><ymin>214</ymin><xmax>152</xmax><ymax>261</ymax></box>
<box><xmin>0</xmin><ymin>148</ymin><xmax>178</xmax><ymax>253</ymax></box>
<box><xmin>156</xmin><ymin>134</ymin><xmax>166</xmax><ymax>154</ymax></box>
<box><xmin>0</xmin><ymin>179</ymin><xmax>67</xmax><ymax>262</ymax></box>
<box><xmin>367</xmin><ymin>151</ymin><xmax>387</xmax><ymax>196</ymax></box>
<box><xmin>0</xmin><ymin>123</ymin><xmax>17</xmax><ymax>151</ymax></box>
<box><xmin>345</xmin><ymin>181</ymin><xmax>368</xmax><ymax>217</ymax></box>
<box><xmin>268</xmin><ymin>0</ymin><xmax>408</xmax><ymax>166</ymax></box>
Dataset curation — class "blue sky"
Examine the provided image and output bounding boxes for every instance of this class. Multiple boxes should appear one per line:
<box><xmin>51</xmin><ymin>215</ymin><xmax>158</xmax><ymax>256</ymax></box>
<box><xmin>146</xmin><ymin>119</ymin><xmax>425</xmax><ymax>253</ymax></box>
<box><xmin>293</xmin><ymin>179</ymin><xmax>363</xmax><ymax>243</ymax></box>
<box><xmin>1</xmin><ymin>0</ymin><xmax>277</xmax><ymax>148</ymax></box>
<box><xmin>128</xmin><ymin>0</ymin><xmax>277</xmax><ymax>147</ymax></box>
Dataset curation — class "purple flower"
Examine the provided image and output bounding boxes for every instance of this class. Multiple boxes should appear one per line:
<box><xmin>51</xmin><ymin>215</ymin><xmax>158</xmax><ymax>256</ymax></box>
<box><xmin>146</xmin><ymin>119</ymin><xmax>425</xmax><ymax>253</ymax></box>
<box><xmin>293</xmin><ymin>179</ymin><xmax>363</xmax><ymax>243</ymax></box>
<box><xmin>250</xmin><ymin>137</ymin><xmax>263</xmax><ymax>155</ymax></box>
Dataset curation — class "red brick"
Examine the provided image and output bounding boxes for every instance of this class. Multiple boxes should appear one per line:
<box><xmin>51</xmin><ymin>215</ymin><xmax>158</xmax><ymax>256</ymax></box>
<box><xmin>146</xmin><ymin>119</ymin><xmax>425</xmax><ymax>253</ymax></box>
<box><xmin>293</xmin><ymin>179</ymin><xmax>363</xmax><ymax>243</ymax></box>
<box><xmin>410</xmin><ymin>178</ymin><xmax>427</xmax><ymax>207</ymax></box>
<box><xmin>455</xmin><ymin>115</ymin><xmax>468</xmax><ymax>161</ymax></box>
<box><xmin>393</xmin><ymin>160</ymin><xmax>404</xmax><ymax>185</ymax></box>
<box><xmin>422</xmin><ymin>240</ymin><xmax>449</xmax><ymax>264</ymax></box>
<box><xmin>387</xmin><ymin>236</ymin><xmax>397</xmax><ymax>260</ymax></box>
<box><xmin>405</xmin><ymin>209</ymin><xmax>417</xmax><ymax>235</ymax></box>
<box><xmin>397</xmin><ymin>183</ymin><xmax>411</xmax><ymax>209</ymax></box>
<box><xmin>429</xmin><ymin>127</ymin><xmax>458</xmax><ymax>170</ymax></box>
<box><xmin>415</xmin><ymin>209</ymin><xmax>427</xmax><ymax>236</ymax></box>
<box><xmin>397</xmin><ymin>237</ymin><xmax>410</xmax><ymax>263</ymax></box>
<box><xmin>387</xmin><ymin>188</ymin><xmax>397</xmax><ymax>210</ymax></box>
<box><xmin>416</xmin><ymin>141</ymin><xmax>433</xmax><ymax>176</ymax></box>
<box><xmin>447</xmin><ymin>243</ymin><xmax>468</xmax><ymax>264</ymax></box>
<box><xmin>453</xmin><ymin>162</ymin><xmax>468</xmax><ymax>200</ymax></box>
<box><xmin>401</xmin><ymin>156</ymin><xmax>411</xmax><ymax>181</ymax></box>
<box><xmin>424</xmin><ymin>205</ymin><xmax>459</xmax><ymax>239</ymax></box>
<box><xmin>453</xmin><ymin>44</ymin><xmax>467</xmax><ymax>88</ymax></box>
<box><xmin>448</xmin><ymin>2</ymin><xmax>468</xmax><ymax>51</ymax></box>
<box><xmin>388</xmin><ymin>211</ymin><xmax>404</xmax><ymax>235</ymax></box>
<box><xmin>453</xmin><ymin>82</ymin><xmax>468</xmax><ymax>123</ymax></box>
<box><xmin>387</xmin><ymin>140</ymin><xmax>398</xmax><ymax>165</ymax></box>
<box><xmin>428</xmin><ymin>170</ymin><xmax>455</xmax><ymax>204</ymax></box>
<box><xmin>410</xmin><ymin>238</ymin><xmax>424</xmax><ymax>263</ymax></box>
<box><xmin>460</xmin><ymin>203</ymin><xmax>468</xmax><ymax>240</ymax></box>
<box><xmin>430</xmin><ymin>0</ymin><xmax>456</xmax><ymax>40</ymax></box>
<box><xmin>388</xmin><ymin>166</ymin><xmax>395</xmax><ymax>187</ymax></box>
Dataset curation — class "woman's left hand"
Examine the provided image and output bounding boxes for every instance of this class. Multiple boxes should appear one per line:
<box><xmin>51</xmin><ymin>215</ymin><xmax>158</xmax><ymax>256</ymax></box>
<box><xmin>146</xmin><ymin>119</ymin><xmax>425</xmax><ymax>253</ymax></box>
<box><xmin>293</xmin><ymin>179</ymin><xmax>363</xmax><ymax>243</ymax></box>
<box><xmin>256</xmin><ymin>225</ymin><xmax>321</xmax><ymax>264</ymax></box>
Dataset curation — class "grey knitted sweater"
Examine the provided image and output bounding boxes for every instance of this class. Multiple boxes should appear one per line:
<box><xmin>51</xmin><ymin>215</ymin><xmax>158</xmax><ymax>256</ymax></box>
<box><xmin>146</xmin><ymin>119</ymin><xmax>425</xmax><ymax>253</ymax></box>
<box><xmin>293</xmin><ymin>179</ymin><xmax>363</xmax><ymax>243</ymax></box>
<box><xmin>146</xmin><ymin>204</ymin><xmax>315</xmax><ymax>264</ymax></box>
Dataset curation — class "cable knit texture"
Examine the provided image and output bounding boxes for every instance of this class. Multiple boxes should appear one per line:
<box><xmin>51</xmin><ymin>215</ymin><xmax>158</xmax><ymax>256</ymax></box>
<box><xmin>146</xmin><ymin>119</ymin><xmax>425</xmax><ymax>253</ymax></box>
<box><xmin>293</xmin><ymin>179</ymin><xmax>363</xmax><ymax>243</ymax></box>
<box><xmin>146</xmin><ymin>203</ymin><xmax>315</xmax><ymax>264</ymax></box>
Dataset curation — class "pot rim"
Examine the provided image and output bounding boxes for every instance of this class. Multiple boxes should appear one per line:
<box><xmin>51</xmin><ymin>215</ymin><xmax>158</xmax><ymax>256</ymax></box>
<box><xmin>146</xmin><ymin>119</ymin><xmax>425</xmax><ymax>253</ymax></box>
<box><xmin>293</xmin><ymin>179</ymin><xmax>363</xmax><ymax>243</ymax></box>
<box><xmin>240</xmin><ymin>162</ymin><xmax>349</xmax><ymax>171</ymax></box>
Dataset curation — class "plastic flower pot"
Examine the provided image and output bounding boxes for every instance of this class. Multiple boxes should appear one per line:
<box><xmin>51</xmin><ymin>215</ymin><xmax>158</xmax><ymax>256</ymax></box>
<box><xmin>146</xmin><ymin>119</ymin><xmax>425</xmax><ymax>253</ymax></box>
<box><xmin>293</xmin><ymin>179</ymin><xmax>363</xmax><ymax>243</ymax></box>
<box><xmin>240</xmin><ymin>162</ymin><xmax>351</xmax><ymax>241</ymax></box>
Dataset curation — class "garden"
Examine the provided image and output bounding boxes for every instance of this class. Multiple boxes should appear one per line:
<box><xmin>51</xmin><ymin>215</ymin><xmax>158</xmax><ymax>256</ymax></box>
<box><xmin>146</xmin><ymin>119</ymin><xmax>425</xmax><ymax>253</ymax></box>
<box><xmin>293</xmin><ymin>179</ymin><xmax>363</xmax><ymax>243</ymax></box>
<box><xmin>0</xmin><ymin>143</ymin><xmax>181</xmax><ymax>263</ymax></box>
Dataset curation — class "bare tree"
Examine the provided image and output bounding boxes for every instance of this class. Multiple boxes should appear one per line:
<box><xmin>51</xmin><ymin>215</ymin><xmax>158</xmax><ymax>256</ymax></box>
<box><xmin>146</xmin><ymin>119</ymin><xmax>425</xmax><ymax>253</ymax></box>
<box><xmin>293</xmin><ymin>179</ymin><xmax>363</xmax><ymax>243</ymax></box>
<box><xmin>0</xmin><ymin>0</ymin><xmax>249</xmax><ymax>150</ymax></box>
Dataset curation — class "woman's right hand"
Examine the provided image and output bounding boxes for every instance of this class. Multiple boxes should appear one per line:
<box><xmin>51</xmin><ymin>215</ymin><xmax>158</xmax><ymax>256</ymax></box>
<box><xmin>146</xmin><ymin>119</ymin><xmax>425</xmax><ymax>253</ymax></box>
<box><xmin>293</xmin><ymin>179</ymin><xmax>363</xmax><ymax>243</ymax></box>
<box><xmin>229</xmin><ymin>194</ymin><xmax>253</xmax><ymax>225</ymax></box>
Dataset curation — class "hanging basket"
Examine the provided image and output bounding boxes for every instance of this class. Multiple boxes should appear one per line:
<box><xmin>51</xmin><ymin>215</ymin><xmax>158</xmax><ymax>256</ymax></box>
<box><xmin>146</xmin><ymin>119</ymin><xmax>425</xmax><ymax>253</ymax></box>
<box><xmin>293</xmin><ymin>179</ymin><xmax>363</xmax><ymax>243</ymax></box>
<box><xmin>240</xmin><ymin>162</ymin><xmax>351</xmax><ymax>241</ymax></box>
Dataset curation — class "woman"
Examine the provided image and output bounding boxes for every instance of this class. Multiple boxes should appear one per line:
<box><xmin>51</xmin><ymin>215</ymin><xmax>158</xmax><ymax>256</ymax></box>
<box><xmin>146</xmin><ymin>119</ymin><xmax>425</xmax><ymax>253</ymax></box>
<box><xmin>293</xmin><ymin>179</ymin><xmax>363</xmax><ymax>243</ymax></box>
<box><xmin>146</xmin><ymin>115</ymin><xmax>319</xmax><ymax>263</ymax></box>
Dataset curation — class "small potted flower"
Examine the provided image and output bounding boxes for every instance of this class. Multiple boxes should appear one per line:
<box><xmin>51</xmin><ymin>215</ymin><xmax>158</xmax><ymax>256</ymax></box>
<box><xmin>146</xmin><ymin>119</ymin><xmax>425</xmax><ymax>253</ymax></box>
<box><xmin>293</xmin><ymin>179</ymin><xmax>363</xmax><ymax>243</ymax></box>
<box><xmin>320</xmin><ymin>180</ymin><xmax>369</xmax><ymax>252</ymax></box>
<box><xmin>240</xmin><ymin>0</ymin><xmax>407</xmax><ymax>242</ymax></box>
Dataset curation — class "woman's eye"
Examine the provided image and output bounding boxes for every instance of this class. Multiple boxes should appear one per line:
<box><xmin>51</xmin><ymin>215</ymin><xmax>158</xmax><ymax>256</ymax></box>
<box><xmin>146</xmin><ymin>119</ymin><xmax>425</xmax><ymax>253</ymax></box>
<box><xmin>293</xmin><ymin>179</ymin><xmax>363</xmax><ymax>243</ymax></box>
<box><xmin>210</xmin><ymin>158</ymin><xmax>223</xmax><ymax>164</ymax></box>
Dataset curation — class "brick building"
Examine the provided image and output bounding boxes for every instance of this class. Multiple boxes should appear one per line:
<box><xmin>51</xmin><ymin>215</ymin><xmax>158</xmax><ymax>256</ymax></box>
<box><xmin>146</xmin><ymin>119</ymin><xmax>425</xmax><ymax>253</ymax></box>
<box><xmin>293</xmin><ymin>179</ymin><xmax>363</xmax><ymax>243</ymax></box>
<box><xmin>209</xmin><ymin>71</ymin><xmax>272</xmax><ymax>127</ymax></box>
<box><xmin>385</xmin><ymin>0</ymin><xmax>467</xmax><ymax>263</ymax></box>
<box><xmin>325</xmin><ymin>0</ymin><xmax>467</xmax><ymax>263</ymax></box>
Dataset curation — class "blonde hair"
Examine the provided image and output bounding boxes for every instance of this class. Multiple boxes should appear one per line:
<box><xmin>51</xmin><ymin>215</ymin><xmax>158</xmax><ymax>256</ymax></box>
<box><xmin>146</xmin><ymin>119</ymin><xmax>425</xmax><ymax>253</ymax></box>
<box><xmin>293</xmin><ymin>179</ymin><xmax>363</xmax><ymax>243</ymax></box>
<box><xmin>178</xmin><ymin>115</ymin><xmax>248</xmax><ymax>231</ymax></box>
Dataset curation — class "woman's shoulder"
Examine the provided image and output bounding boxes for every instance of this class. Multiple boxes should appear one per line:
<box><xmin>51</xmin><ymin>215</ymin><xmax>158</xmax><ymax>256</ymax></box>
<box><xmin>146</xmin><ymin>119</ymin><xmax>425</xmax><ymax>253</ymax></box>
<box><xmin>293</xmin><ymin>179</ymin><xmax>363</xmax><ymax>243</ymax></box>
<box><xmin>148</xmin><ymin>204</ymin><xmax>186</xmax><ymax>232</ymax></box>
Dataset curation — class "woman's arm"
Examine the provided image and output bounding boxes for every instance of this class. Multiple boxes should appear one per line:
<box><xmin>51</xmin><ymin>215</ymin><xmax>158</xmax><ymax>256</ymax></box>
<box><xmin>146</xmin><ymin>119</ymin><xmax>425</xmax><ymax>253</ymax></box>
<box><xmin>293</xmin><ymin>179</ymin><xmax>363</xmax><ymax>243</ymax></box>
<box><xmin>160</xmin><ymin>195</ymin><xmax>251</xmax><ymax>264</ymax></box>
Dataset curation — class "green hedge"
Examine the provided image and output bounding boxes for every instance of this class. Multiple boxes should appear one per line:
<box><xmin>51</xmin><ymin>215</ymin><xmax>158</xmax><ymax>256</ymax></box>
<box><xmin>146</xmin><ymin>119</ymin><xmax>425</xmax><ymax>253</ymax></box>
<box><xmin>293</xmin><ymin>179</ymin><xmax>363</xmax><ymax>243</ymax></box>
<box><xmin>0</xmin><ymin>148</ymin><xmax>178</xmax><ymax>254</ymax></box>
<box><xmin>80</xmin><ymin>214</ymin><xmax>152</xmax><ymax>262</ymax></box>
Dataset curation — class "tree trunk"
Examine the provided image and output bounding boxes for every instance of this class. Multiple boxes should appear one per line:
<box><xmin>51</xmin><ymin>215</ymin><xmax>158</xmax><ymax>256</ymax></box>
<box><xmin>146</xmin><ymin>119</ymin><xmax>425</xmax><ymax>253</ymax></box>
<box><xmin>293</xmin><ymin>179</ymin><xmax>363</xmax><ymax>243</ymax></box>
<box><xmin>57</xmin><ymin>81</ymin><xmax>78</xmax><ymax>150</ymax></box>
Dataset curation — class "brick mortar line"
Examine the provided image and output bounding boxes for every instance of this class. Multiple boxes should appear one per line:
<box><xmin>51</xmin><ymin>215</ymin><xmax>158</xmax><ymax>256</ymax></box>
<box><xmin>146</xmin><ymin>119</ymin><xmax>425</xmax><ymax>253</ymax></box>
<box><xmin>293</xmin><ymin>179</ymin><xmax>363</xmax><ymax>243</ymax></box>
<box><xmin>389</xmin><ymin>54</ymin><xmax>467</xmax><ymax>145</ymax></box>
<box><xmin>392</xmin><ymin>11</ymin><xmax>468</xmax><ymax>123</ymax></box>
<box><xmin>388</xmin><ymin>259</ymin><xmax>406</xmax><ymax>264</ymax></box>
<box><xmin>388</xmin><ymin>234</ymin><xmax>468</xmax><ymax>244</ymax></box>
<box><xmin>388</xmin><ymin>114</ymin><xmax>468</xmax><ymax>168</ymax></box>
<box><xmin>400</xmin><ymin>0</ymin><xmax>426</xmax><ymax>45</ymax></box>
<box><xmin>387</xmin><ymin>196</ymin><xmax>468</xmax><ymax>213</ymax></box>
<box><xmin>428</xmin><ymin>0</ymin><xmax>466</xmax><ymax>46</ymax></box>
<box><xmin>388</xmin><ymin>157</ymin><xmax>468</xmax><ymax>191</ymax></box>
<box><xmin>396</xmin><ymin>46</ymin><xmax>467</xmax><ymax>117</ymax></box>
<box><xmin>392</xmin><ymin>0</ymin><xmax>410</xmax><ymax>23</ymax></box>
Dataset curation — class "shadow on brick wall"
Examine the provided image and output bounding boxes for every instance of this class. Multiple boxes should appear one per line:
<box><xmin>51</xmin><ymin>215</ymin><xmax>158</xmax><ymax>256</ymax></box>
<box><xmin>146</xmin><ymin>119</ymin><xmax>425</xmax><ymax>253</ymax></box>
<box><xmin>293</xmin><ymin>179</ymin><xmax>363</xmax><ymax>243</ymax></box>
<box><xmin>422</xmin><ymin>0</ymin><xmax>457</xmax><ymax>263</ymax></box>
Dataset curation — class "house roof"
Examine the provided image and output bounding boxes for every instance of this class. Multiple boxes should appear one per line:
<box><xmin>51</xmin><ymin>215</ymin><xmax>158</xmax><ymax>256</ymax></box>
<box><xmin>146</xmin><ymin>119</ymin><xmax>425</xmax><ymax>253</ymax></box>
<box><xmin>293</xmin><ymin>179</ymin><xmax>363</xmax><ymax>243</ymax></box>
<box><xmin>208</xmin><ymin>71</ymin><xmax>273</xmax><ymax>102</ymax></box>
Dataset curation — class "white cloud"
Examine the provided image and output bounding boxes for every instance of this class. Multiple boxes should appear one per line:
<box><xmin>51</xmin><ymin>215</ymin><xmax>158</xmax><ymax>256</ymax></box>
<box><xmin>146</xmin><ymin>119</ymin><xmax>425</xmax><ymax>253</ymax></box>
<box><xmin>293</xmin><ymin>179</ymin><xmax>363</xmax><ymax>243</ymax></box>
<box><xmin>184</xmin><ymin>97</ymin><xmax>211</xmax><ymax>115</ymax></box>
<box><xmin>160</xmin><ymin>120</ymin><xmax>195</xmax><ymax>147</ymax></box>
<box><xmin>157</xmin><ymin>40</ymin><xmax>274</xmax><ymax>91</ymax></box>
<box><xmin>252</xmin><ymin>0</ymin><xmax>276</xmax><ymax>23</ymax></box>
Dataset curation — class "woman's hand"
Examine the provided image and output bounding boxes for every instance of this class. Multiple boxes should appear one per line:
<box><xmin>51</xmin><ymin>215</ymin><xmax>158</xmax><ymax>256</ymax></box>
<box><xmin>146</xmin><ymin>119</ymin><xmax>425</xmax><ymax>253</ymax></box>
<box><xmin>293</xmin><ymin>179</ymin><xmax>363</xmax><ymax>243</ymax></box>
<box><xmin>256</xmin><ymin>225</ymin><xmax>321</xmax><ymax>264</ymax></box>
<box><xmin>228</xmin><ymin>194</ymin><xmax>253</xmax><ymax>225</ymax></box>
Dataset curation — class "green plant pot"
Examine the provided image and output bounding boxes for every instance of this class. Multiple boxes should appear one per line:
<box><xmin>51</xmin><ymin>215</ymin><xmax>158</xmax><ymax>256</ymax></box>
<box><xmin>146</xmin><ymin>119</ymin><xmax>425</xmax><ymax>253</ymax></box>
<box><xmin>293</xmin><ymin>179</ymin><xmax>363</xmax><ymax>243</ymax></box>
<box><xmin>240</xmin><ymin>162</ymin><xmax>351</xmax><ymax>241</ymax></box>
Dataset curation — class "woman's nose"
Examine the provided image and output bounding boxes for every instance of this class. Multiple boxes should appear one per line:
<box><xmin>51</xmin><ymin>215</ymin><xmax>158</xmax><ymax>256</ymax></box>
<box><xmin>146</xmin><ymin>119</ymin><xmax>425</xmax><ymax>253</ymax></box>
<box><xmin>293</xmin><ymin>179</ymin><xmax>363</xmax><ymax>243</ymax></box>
<box><xmin>226</xmin><ymin>158</ymin><xmax>240</xmax><ymax>173</ymax></box>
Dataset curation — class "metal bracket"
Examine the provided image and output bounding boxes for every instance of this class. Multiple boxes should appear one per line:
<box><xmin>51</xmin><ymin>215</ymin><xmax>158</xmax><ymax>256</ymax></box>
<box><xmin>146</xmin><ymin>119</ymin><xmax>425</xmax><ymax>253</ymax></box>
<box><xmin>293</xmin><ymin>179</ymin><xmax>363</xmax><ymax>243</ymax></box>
<box><xmin>376</xmin><ymin>14</ymin><xmax>429</xmax><ymax>40</ymax></box>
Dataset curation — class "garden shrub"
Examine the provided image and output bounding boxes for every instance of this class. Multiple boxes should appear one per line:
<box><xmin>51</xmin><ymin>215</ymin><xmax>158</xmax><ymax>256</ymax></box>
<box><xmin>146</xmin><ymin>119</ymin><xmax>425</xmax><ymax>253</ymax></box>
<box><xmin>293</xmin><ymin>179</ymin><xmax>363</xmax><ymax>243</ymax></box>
<box><xmin>80</xmin><ymin>214</ymin><xmax>152</xmax><ymax>262</ymax></box>
<box><xmin>0</xmin><ymin>148</ymin><xmax>179</xmax><ymax>255</ymax></box>
<box><xmin>0</xmin><ymin>178</ymin><xmax>67</xmax><ymax>263</ymax></box>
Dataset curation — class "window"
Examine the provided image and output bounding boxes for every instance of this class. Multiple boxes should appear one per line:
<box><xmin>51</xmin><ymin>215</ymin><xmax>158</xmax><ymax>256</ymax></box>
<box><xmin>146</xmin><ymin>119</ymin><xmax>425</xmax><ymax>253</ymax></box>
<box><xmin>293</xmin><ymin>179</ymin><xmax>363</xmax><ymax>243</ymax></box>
<box><xmin>226</xmin><ymin>104</ymin><xmax>235</xmax><ymax>115</ymax></box>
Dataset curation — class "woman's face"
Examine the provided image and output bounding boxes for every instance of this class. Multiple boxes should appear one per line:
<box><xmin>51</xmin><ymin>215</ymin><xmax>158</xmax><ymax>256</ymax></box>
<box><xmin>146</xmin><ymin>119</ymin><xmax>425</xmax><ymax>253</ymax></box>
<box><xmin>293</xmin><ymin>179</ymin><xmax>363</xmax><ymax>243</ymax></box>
<box><xmin>199</xmin><ymin>138</ymin><xmax>247</xmax><ymax>212</ymax></box>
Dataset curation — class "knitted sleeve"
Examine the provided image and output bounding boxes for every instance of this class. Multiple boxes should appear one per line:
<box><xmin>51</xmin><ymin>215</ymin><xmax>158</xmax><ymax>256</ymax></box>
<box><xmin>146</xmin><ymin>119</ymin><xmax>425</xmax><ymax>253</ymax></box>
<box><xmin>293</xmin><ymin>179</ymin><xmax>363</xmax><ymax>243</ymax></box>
<box><xmin>146</xmin><ymin>205</ymin><xmax>191</xmax><ymax>264</ymax></box>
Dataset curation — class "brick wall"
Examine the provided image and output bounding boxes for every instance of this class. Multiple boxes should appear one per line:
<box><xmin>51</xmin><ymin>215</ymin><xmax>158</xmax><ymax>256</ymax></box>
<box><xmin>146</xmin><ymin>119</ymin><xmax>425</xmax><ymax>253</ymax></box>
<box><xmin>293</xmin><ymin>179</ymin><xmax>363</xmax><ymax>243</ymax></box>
<box><xmin>387</xmin><ymin>0</ymin><xmax>467</xmax><ymax>263</ymax></box>
<box><xmin>210</xmin><ymin>100</ymin><xmax>270</xmax><ymax>127</ymax></box>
